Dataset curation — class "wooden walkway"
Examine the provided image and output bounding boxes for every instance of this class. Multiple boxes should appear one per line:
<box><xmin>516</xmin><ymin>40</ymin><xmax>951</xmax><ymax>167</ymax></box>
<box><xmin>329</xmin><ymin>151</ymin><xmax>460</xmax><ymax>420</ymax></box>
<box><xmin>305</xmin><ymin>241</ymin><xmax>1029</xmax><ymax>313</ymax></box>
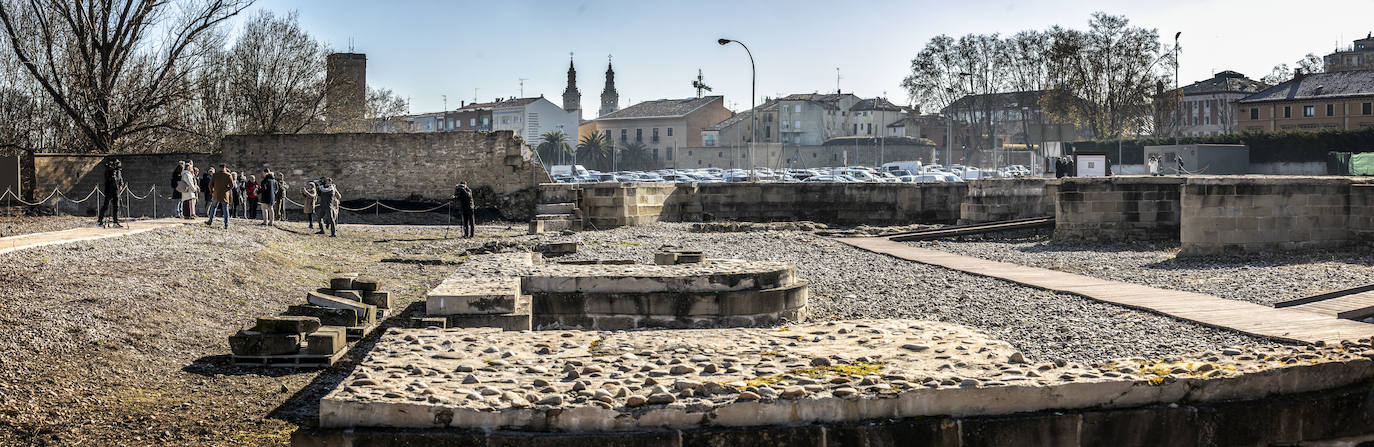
<box><xmin>0</xmin><ymin>218</ymin><xmax>187</xmax><ymax>255</ymax></box>
<box><xmin>836</xmin><ymin>237</ymin><xmax>1374</xmax><ymax>345</ymax></box>
<box><xmin>1288</xmin><ymin>291</ymin><xmax>1374</xmax><ymax>320</ymax></box>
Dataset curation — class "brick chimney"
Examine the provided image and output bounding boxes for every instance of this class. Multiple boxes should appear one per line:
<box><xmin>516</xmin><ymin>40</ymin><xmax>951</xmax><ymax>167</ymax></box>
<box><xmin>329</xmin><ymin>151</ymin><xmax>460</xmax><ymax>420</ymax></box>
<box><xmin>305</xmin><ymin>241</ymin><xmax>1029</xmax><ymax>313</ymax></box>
<box><xmin>1293</xmin><ymin>68</ymin><xmax>1305</xmax><ymax>82</ymax></box>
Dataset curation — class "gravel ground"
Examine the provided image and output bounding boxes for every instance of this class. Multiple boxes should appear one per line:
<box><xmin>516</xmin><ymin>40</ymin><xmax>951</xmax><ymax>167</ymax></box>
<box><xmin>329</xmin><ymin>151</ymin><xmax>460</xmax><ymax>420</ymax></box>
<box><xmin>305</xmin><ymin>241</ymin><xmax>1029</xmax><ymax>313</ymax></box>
<box><xmin>0</xmin><ymin>218</ymin><xmax>1290</xmax><ymax>445</ymax></box>
<box><xmin>909</xmin><ymin>236</ymin><xmax>1374</xmax><ymax>306</ymax></box>
<box><xmin>0</xmin><ymin>218</ymin><xmax>517</xmax><ymax>446</ymax></box>
<box><xmin>534</xmin><ymin>223</ymin><xmax>1285</xmax><ymax>364</ymax></box>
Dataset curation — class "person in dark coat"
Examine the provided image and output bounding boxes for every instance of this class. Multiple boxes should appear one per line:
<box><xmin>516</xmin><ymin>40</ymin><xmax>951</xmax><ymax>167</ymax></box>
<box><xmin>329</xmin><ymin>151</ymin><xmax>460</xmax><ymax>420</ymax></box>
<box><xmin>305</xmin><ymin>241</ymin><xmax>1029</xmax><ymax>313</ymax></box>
<box><xmin>258</xmin><ymin>169</ymin><xmax>277</xmax><ymax>226</ymax></box>
<box><xmin>451</xmin><ymin>182</ymin><xmax>475</xmax><ymax>238</ymax></box>
<box><xmin>97</xmin><ymin>158</ymin><xmax>126</xmax><ymax>228</ymax></box>
<box><xmin>316</xmin><ymin>178</ymin><xmax>341</xmax><ymax>237</ymax></box>
<box><xmin>198</xmin><ymin>167</ymin><xmax>212</xmax><ymax>214</ymax></box>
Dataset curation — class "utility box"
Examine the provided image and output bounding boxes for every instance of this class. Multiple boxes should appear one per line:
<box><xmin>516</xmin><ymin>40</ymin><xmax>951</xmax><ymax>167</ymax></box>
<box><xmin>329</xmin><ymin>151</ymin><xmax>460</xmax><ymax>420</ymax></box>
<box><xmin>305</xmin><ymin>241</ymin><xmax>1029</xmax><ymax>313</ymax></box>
<box><xmin>1143</xmin><ymin>144</ymin><xmax>1249</xmax><ymax>175</ymax></box>
<box><xmin>1075</xmin><ymin>152</ymin><xmax>1109</xmax><ymax>177</ymax></box>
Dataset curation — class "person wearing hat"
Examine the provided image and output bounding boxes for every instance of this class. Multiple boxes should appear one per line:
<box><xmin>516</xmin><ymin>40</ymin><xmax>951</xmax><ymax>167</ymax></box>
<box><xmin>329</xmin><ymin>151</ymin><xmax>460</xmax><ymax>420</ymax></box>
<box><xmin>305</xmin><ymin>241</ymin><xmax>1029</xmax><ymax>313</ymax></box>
<box><xmin>451</xmin><ymin>181</ymin><xmax>475</xmax><ymax>238</ymax></box>
<box><xmin>301</xmin><ymin>181</ymin><xmax>318</xmax><ymax>229</ymax></box>
<box><xmin>96</xmin><ymin>158</ymin><xmax>126</xmax><ymax>228</ymax></box>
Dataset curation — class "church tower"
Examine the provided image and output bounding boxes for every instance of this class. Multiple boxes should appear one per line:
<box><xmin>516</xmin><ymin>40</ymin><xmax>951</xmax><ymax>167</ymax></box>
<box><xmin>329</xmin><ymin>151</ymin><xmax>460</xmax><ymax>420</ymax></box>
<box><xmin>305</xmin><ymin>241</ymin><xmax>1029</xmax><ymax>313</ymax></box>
<box><xmin>599</xmin><ymin>56</ymin><xmax>619</xmax><ymax>117</ymax></box>
<box><xmin>562</xmin><ymin>54</ymin><xmax>581</xmax><ymax>119</ymax></box>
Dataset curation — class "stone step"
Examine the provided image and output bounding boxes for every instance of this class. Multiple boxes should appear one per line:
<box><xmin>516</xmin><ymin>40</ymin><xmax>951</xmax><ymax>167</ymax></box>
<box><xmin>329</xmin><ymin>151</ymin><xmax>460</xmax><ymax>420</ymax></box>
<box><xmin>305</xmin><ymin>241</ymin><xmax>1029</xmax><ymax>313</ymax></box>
<box><xmin>444</xmin><ymin>295</ymin><xmax>532</xmax><ymax>331</ymax></box>
<box><xmin>426</xmin><ymin>277</ymin><xmax>522</xmax><ymax>315</ymax></box>
<box><xmin>534</xmin><ymin>213</ymin><xmax>575</xmax><ymax>221</ymax></box>
<box><xmin>306</xmin><ymin>292</ymin><xmax>377</xmax><ymax>327</ymax></box>
<box><xmin>536</xmin><ymin>202</ymin><xmax>576</xmax><ymax>215</ymax></box>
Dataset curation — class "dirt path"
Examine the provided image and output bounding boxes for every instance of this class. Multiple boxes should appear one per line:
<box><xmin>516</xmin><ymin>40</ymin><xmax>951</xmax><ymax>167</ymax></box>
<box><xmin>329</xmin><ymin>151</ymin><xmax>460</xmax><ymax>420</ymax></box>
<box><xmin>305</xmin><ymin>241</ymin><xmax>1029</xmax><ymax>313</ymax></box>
<box><xmin>0</xmin><ymin>218</ymin><xmax>189</xmax><ymax>254</ymax></box>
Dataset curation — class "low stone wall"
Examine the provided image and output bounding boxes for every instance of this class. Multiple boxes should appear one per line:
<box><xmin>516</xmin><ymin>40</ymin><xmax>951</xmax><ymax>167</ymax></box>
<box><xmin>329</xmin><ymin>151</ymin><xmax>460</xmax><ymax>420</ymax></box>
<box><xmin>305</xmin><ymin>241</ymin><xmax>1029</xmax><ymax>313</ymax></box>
<box><xmin>959</xmin><ymin>178</ymin><xmax>1051</xmax><ymax>224</ymax></box>
<box><xmin>1180</xmin><ymin>177</ymin><xmax>1356</xmax><ymax>255</ymax></box>
<box><xmin>34</xmin><ymin>152</ymin><xmax>218</xmax><ymax>217</ymax></box>
<box><xmin>1054</xmin><ymin>176</ymin><xmax>1183</xmax><ymax>241</ymax></box>
<box><xmin>1353</xmin><ymin>184</ymin><xmax>1374</xmax><ymax>242</ymax></box>
<box><xmin>577</xmin><ymin>183</ymin><xmax>677</xmax><ymax>228</ymax></box>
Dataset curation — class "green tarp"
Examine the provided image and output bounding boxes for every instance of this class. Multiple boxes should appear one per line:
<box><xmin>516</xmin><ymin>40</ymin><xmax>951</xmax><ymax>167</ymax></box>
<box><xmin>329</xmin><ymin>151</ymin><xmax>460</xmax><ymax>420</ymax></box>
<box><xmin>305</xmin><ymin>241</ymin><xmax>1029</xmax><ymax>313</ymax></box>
<box><xmin>1352</xmin><ymin>153</ymin><xmax>1374</xmax><ymax>176</ymax></box>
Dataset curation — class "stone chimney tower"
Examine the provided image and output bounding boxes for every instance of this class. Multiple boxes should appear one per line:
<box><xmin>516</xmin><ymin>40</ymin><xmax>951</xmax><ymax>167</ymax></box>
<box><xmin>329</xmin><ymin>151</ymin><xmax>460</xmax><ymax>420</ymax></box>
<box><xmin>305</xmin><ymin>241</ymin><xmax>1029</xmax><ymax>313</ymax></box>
<box><xmin>326</xmin><ymin>53</ymin><xmax>367</xmax><ymax>131</ymax></box>
<box><xmin>599</xmin><ymin>56</ymin><xmax>619</xmax><ymax>117</ymax></box>
<box><xmin>562</xmin><ymin>55</ymin><xmax>582</xmax><ymax>120</ymax></box>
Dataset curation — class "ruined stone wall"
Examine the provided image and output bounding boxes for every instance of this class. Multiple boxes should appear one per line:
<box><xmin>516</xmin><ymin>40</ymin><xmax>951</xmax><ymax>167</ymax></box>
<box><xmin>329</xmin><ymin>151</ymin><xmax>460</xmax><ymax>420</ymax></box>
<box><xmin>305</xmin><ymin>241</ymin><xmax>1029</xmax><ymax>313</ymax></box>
<box><xmin>1180</xmin><ymin>177</ymin><xmax>1355</xmax><ymax>255</ymax></box>
<box><xmin>33</xmin><ymin>153</ymin><xmax>219</xmax><ymax>217</ymax></box>
<box><xmin>221</xmin><ymin>132</ymin><xmax>550</xmax><ymax>220</ymax></box>
<box><xmin>680</xmin><ymin>183</ymin><xmax>966</xmax><ymax>226</ymax></box>
<box><xmin>1054</xmin><ymin>177</ymin><xmax>1183</xmax><ymax>242</ymax></box>
<box><xmin>575</xmin><ymin>183</ymin><xmax>677</xmax><ymax>228</ymax></box>
<box><xmin>958</xmin><ymin>178</ymin><xmax>1051</xmax><ymax>224</ymax></box>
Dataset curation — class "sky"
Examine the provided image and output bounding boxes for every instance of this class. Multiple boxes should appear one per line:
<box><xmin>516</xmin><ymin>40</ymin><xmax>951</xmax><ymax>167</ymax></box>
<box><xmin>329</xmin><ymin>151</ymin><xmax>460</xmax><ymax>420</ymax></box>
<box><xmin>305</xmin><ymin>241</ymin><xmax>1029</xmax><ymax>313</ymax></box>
<box><xmin>243</xmin><ymin>0</ymin><xmax>1374</xmax><ymax>116</ymax></box>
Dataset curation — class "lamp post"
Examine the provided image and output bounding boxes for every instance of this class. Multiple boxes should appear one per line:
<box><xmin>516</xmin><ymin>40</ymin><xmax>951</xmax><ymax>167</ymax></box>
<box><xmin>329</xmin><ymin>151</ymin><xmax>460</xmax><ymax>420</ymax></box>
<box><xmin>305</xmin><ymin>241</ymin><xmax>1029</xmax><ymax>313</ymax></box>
<box><xmin>1174</xmin><ymin>32</ymin><xmax>1182</xmax><ymax>146</ymax></box>
<box><xmin>718</xmin><ymin>38</ymin><xmax>757</xmax><ymax>181</ymax></box>
<box><xmin>958</xmin><ymin>72</ymin><xmax>974</xmax><ymax>167</ymax></box>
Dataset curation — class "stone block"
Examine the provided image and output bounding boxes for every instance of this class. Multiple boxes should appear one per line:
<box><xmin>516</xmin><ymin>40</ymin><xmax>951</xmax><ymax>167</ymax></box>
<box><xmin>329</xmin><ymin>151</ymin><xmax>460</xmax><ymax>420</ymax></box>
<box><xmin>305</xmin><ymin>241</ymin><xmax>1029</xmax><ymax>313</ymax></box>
<box><xmin>676</xmin><ymin>253</ymin><xmax>705</xmax><ymax>264</ymax></box>
<box><xmin>426</xmin><ymin>277</ymin><xmax>520</xmax><ymax>315</ymax></box>
<box><xmin>331</xmin><ymin>289</ymin><xmax>363</xmax><ymax>301</ymax></box>
<box><xmin>654</xmin><ymin>252</ymin><xmax>678</xmax><ymax>265</ymax></box>
<box><xmin>362</xmin><ymin>291</ymin><xmax>391</xmax><ymax>309</ymax></box>
<box><xmin>535</xmin><ymin>202</ymin><xmax>576</xmax><ymax>214</ymax></box>
<box><xmin>307</xmin><ymin>292</ymin><xmax>376</xmax><ymax>326</ymax></box>
<box><xmin>228</xmin><ymin>330</ymin><xmax>300</xmax><ymax>356</ymax></box>
<box><xmin>305</xmin><ymin>327</ymin><xmax>346</xmax><ymax>356</ymax></box>
<box><xmin>547</xmin><ymin>241</ymin><xmax>578</xmax><ymax>254</ymax></box>
<box><xmin>254</xmin><ymin>316</ymin><xmax>321</xmax><ymax>335</ymax></box>
<box><xmin>528</xmin><ymin>220</ymin><xmax>544</xmax><ymax>235</ymax></box>
<box><xmin>410</xmin><ymin>317</ymin><xmax>447</xmax><ymax>329</ymax></box>
<box><xmin>330</xmin><ymin>277</ymin><xmax>355</xmax><ymax>290</ymax></box>
<box><xmin>353</xmin><ymin>278</ymin><xmax>380</xmax><ymax>292</ymax></box>
<box><xmin>284</xmin><ymin>304</ymin><xmax>359</xmax><ymax>327</ymax></box>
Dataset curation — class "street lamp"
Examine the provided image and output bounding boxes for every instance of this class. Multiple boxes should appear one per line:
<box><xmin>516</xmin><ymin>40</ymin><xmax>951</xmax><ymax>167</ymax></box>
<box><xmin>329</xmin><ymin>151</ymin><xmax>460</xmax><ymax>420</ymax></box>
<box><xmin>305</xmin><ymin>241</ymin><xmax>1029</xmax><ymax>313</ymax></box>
<box><xmin>718</xmin><ymin>38</ymin><xmax>757</xmax><ymax>181</ymax></box>
<box><xmin>1174</xmin><ymin>32</ymin><xmax>1181</xmax><ymax>146</ymax></box>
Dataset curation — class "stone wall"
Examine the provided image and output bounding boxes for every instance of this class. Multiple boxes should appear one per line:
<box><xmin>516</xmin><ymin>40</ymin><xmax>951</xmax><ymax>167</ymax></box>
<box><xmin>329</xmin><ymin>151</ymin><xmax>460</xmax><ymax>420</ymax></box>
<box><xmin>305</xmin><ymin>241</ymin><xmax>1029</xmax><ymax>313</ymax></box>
<box><xmin>221</xmin><ymin>131</ymin><xmax>550</xmax><ymax>220</ymax></box>
<box><xmin>33</xmin><ymin>153</ymin><xmax>218</xmax><ymax>217</ymax></box>
<box><xmin>680</xmin><ymin>183</ymin><xmax>966</xmax><ymax>226</ymax></box>
<box><xmin>575</xmin><ymin>183</ymin><xmax>677</xmax><ymax>228</ymax></box>
<box><xmin>959</xmin><ymin>178</ymin><xmax>1051</xmax><ymax>224</ymax></box>
<box><xmin>1054</xmin><ymin>177</ymin><xmax>1183</xmax><ymax>241</ymax></box>
<box><xmin>1352</xmin><ymin>184</ymin><xmax>1374</xmax><ymax>242</ymax></box>
<box><xmin>1180</xmin><ymin>177</ymin><xmax>1356</xmax><ymax>255</ymax></box>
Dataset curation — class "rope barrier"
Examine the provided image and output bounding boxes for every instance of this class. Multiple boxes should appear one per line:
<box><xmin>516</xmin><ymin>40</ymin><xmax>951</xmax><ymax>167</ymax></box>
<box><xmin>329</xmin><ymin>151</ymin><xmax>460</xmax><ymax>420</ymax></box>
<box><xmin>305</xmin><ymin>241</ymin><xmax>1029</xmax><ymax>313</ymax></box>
<box><xmin>377</xmin><ymin>201</ymin><xmax>451</xmax><ymax>214</ymax></box>
<box><xmin>0</xmin><ymin>185</ymin><xmax>455</xmax><ymax>216</ymax></box>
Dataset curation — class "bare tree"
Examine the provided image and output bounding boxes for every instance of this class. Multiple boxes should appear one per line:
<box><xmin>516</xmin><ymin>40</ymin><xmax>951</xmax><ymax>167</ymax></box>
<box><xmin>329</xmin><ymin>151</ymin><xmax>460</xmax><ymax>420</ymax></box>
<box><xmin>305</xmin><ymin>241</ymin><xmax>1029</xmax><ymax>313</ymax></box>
<box><xmin>1003</xmin><ymin>30</ymin><xmax>1050</xmax><ymax>146</ymax></box>
<box><xmin>227</xmin><ymin>10</ymin><xmax>330</xmax><ymax>134</ymax></box>
<box><xmin>0</xmin><ymin>0</ymin><xmax>253</xmax><ymax>154</ymax></box>
<box><xmin>365</xmin><ymin>86</ymin><xmax>407</xmax><ymax>131</ymax></box>
<box><xmin>1043</xmin><ymin>12</ymin><xmax>1167</xmax><ymax>139</ymax></box>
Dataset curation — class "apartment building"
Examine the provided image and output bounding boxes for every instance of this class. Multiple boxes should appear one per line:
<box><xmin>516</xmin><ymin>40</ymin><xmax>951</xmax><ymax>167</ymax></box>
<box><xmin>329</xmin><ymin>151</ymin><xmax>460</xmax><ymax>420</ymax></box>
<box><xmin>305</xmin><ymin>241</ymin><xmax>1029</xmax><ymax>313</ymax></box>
<box><xmin>589</xmin><ymin>96</ymin><xmax>732</xmax><ymax>165</ymax></box>
<box><xmin>1325</xmin><ymin>34</ymin><xmax>1374</xmax><ymax>73</ymax></box>
<box><xmin>1236</xmin><ymin>70</ymin><xmax>1374</xmax><ymax>132</ymax></box>
<box><xmin>1176</xmin><ymin>71</ymin><xmax>1267</xmax><ymax>136</ymax></box>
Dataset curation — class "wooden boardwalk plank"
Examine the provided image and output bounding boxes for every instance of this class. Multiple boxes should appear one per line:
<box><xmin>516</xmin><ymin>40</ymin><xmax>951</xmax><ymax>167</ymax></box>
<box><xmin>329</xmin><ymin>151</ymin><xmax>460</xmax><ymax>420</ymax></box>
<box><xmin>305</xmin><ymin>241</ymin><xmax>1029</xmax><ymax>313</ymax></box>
<box><xmin>0</xmin><ymin>218</ymin><xmax>188</xmax><ymax>255</ymax></box>
<box><xmin>835</xmin><ymin>237</ymin><xmax>1374</xmax><ymax>345</ymax></box>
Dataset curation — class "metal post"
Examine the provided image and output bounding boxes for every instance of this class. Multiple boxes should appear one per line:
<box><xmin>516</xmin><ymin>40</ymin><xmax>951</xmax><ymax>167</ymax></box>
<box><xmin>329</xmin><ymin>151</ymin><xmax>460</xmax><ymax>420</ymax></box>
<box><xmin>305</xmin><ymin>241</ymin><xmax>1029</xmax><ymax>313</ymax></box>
<box><xmin>719</xmin><ymin>39</ymin><xmax>757</xmax><ymax>181</ymax></box>
<box><xmin>1174</xmin><ymin>32</ymin><xmax>1181</xmax><ymax>145</ymax></box>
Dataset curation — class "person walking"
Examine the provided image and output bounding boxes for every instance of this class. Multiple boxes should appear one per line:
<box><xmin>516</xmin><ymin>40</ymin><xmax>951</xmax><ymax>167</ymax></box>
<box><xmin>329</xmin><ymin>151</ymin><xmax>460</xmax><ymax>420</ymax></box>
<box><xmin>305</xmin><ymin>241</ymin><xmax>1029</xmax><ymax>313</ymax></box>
<box><xmin>171</xmin><ymin>161</ymin><xmax>185</xmax><ymax>218</ymax></box>
<box><xmin>206</xmin><ymin>164</ymin><xmax>234</xmax><ymax>228</ymax></box>
<box><xmin>1148</xmin><ymin>155</ymin><xmax>1161</xmax><ymax>176</ymax></box>
<box><xmin>258</xmin><ymin>170</ymin><xmax>277</xmax><ymax>226</ymax></box>
<box><xmin>244</xmin><ymin>174</ymin><xmax>259</xmax><ymax>220</ymax></box>
<box><xmin>452</xmin><ymin>182</ymin><xmax>475</xmax><ymax>238</ymax></box>
<box><xmin>1176</xmin><ymin>156</ymin><xmax>1186</xmax><ymax>175</ymax></box>
<box><xmin>179</xmin><ymin>164</ymin><xmax>199</xmax><ymax>220</ymax></box>
<box><xmin>96</xmin><ymin>158</ymin><xmax>126</xmax><ymax>228</ymax></box>
<box><xmin>228</xmin><ymin>171</ymin><xmax>241</xmax><ymax>218</ymax></box>
<box><xmin>302</xmin><ymin>181</ymin><xmax>318</xmax><ymax>229</ymax></box>
<box><xmin>316</xmin><ymin>178</ymin><xmax>340</xmax><ymax>237</ymax></box>
<box><xmin>274</xmin><ymin>173</ymin><xmax>288</xmax><ymax>222</ymax></box>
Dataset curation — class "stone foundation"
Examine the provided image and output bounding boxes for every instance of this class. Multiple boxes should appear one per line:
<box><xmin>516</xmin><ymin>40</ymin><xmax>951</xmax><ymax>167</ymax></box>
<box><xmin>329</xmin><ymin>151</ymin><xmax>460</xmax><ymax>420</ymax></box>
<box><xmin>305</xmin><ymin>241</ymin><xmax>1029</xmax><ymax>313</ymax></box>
<box><xmin>1053</xmin><ymin>176</ymin><xmax>1183</xmax><ymax>242</ymax></box>
<box><xmin>1180</xmin><ymin>177</ymin><xmax>1360</xmax><ymax>255</ymax></box>
<box><xmin>959</xmin><ymin>178</ymin><xmax>1051</xmax><ymax>224</ymax></box>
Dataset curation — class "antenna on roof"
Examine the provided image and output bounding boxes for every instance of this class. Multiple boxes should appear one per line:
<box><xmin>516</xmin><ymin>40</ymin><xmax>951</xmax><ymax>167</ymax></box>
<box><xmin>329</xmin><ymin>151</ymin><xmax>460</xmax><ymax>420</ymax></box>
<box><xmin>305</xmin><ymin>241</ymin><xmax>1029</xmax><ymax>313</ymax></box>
<box><xmin>348</xmin><ymin>37</ymin><xmax>354</xmax><ymax>52</ymax></box>
<box><xmin>836</xmin><ymin>68</ymin><xmax>842</xmax><ymax>94</ymax></box>
<box><xmin>518</xmin><ymin>78</ymin><xmax>529</xmax><ymax>97</ymax></box>
<box><xmin>692</xmin><ymin>69</ymin><xmax>713</xmax><ymax>98</ymax></box>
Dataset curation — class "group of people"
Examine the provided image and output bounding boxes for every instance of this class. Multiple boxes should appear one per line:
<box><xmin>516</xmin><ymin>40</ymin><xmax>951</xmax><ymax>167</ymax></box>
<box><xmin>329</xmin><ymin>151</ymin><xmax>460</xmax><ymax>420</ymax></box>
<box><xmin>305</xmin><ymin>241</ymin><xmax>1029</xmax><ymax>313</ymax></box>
<box><xmin>166</xmin><ymin>160</ymin><xmax>342</xmax><ymax>236</ymax></box>
<box><xmin>94</xmin><ymin>159</ymin><xmax>477</xmax><ymax>238</ymax></box>
<box><xmin>1147</xmin><ymin>155</ymin><xmax>1186</xmax><ymax>176</ymax></box>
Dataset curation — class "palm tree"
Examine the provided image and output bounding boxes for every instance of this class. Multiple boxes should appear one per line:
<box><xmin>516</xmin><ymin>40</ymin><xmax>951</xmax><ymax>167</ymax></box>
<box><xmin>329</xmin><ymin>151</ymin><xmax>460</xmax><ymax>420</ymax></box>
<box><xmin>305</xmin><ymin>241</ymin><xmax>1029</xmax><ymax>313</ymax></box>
<box><xmin>536</xmin><ymin>131</ymin><xmax>573</xmax><ymax>165</ymax></box>
<box><xmin>619</xmin><ymin>141</ymin><xmax>652</xmax><ymax>171</ymax></box>
<box><xmin>576</xmin><ymin>131</ymin><xmax>612</xmax><ymax>171</ymax></box>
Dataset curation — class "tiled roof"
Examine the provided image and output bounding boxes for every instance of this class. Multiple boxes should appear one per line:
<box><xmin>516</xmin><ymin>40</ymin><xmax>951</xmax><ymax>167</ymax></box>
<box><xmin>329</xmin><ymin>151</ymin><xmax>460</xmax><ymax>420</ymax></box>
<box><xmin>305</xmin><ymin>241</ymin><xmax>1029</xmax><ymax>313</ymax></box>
<box><xmin>1239</xmin><ymin>70</ymin><xmax>1374</xmax><ymax>103</ymax></box>
<box><xmin>945</xmin><ymin>90</ymin><xmax>1046</xmax><ymax>111</ymax></box>
<box><xmin>850</xmin><ymin>97</ymin><xmax>904</xmax><ymax>112</ymax></box>
<box><xmin>596</xmin><ymin>96</ymin><xmax>723</xmax><ymax>120</ymax></box>
<box><xmin>492</xmin><ymin>97</ymin><xmax>542</xmax><ymax>108</ymax></box>
<box><xmin>1180</xmin><ymin>71</ymin><xmax>1266</xmax><ymax>96</ymax></box>
<box><xmin>705</xmin><ymin>111</ymin><xmax>749</xmax><ymax>131</ymax></box>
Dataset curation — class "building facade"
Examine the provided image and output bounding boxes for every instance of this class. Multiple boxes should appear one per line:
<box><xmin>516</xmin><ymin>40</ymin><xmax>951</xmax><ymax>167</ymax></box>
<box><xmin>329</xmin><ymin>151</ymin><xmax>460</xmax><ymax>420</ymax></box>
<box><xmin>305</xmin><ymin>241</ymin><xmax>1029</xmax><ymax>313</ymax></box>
<box><xmin>1237</xmin><ymin>70</ymin><xmax>1374</xmax><ymax>132</ymax></box>
<box><xmin>491</xmin><ymin>96</ymin><xmax>580</xmax><ymax>147</ymax></box>
<box><xmin>1176</xmin><ymin>71</ymin><xmax>1267</xmax><ymax>137</ymax></box>
<box><xmin>325</xmin><ymin>53</ymin><xmax>367</xmax><ymax>131</ymax></box>
<box><xmin>1325</xmin><ymin>34</ymin><xmax>1374</xmax><ymax>73</ymax></box>
<box><xmin>590</xmin><ymin>96</ymin><xmax>731</xmax><ymax>167</ymax></box>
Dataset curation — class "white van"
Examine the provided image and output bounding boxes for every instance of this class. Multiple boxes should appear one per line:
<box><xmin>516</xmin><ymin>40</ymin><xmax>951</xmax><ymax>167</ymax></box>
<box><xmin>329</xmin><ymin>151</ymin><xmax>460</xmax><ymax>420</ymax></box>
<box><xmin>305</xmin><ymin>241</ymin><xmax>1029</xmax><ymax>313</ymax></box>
<box><xmin>549</xmin><ymin>165</ymin><xmax>590</xmax><ymax>179</ymax></box>
<box><xmin>881</xmin><ymin>161</ymin><xmax>923</xmax><ymax>174</ymax></box>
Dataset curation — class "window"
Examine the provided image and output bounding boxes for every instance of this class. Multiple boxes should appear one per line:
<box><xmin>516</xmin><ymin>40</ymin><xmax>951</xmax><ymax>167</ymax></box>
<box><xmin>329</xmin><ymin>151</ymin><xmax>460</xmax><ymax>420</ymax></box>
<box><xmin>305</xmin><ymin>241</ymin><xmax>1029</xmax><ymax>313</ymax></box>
<box><xmin>1364</xmin><ymin>103</ymin><xmax>1373</xmax><ymax>115</ymax></box>
<box><xmin>1327</xmin><ymin>104</ymin><xmax>1335</xmax><ymax>116</ymax></box>
<box><xmin>667</xmin><ymin>128</ymin><xmax>673</xmax><ymax>136</ymax></box>
<box><xmin>652</xmin><ymin>128</ymin><xmax>659</xmax><ymax>143</ymax></box>
<box><xmin>704</xmin><ymin>135</ymin><xmax>716</xmax><ymax>147</ymax></box>
<box><xmin>765</xmin><ymin>127</ymin><xmax>770</xmax><ymax>138</ymax></box>
<box><xmin>652</xmin><ymin>148</ymin><xmax>659</xmax><ymax>160</ymax></box>
<box><xmin>718</xmin><ymin>151</ymin><xmax>723</xmax><ymax>157</ymax></box>
<box><xmin>794</xmin><ymin>105</ymin><xmax>802</xmax><ymax>113</ymax></box>
<box><xmin>794</xmin><ymin>120</ymin><xmax>800</xmax><ymax>129</ymax></box>
<box><xmin>866</xmin><ymin>123</ymin><xmax>872</xmax><ymax>134</ymax></box>
<box><xmin>1303</xmin><ymin>106</ymin><xmax>1315</xmax><ymax>117</ymax></box>
<box><xmin>620</xmin><ymin>129</ymin><xmax>627</xmax><ymax>142</ymax></box>
<box><xmin>470</xmin><ymin>118</ymin><xmax>476</xmax><ymax>126</ymax></box>
<box><xmin>853</xmin><ymin>124</ymin><xmax>858</xmax><ymax>134</ymax></box>
<box><xmin>666</xmin><ymin>148</ymin><xmax>673</xmax><ymax>160</ymax></box>
<box><xmin>501</xmin><ymin>117</ymin><xmax>509</xmax><ymax>124</ymax></box>
<box><xmin>1250</xmin><ymin>108</ymin><xmax>1258</xmax><ymax>120</ymax></box>
<box><xmin>1284</xmin><ymin>106</ymin><xmax>1291</xmax><ymax>118</ymax></box>
<box><xmin>635</xmin><ymin>128</ymin><xmax>643</xmax><ymax>142</ymax></box>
